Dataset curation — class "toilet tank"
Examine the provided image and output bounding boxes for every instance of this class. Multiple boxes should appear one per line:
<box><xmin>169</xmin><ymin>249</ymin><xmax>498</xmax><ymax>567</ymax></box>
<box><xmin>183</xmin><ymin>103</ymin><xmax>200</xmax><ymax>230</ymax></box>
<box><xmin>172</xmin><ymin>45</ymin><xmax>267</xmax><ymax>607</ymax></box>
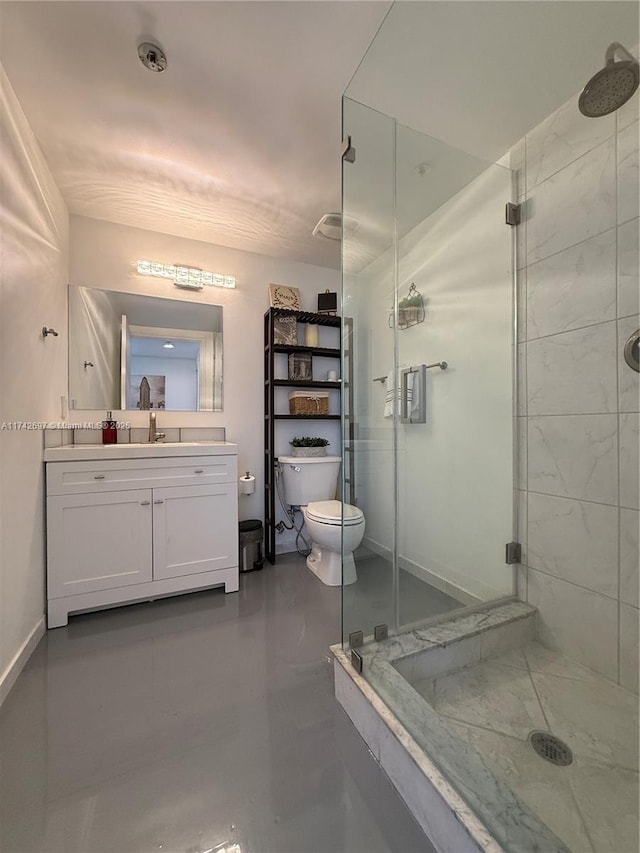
<box><xmin>277</xmin><ymin>456</ymin><xmax>341</xmax><ymax>506</ymax></box>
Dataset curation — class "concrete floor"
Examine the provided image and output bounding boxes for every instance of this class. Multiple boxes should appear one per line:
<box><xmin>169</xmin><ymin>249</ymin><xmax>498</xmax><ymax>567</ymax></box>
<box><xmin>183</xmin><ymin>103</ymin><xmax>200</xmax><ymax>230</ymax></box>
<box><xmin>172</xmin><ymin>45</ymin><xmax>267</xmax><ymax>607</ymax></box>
<box><xmin>343</xmin><ymin>551</ymin><xmax>461</xmax><ymax>642</ymax></box>
<box><xmin>0</xmin><ymin>554</ymin><xmax>433</xmax><ymax>853</ymax></box>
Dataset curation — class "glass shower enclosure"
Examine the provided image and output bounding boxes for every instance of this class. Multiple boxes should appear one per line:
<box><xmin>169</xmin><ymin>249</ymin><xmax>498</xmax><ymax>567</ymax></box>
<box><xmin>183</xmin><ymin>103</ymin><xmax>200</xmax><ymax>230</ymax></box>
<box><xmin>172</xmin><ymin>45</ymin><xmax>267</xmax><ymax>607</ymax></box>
<box><xmin>341</xmin><ymin>98</ymin><xmax>516</xmax><ymax>648</ymax></box>
<box><xmin>337</xmin><ymin>5</ymin><xmax>639</xmax><ymax>850</ymax></box>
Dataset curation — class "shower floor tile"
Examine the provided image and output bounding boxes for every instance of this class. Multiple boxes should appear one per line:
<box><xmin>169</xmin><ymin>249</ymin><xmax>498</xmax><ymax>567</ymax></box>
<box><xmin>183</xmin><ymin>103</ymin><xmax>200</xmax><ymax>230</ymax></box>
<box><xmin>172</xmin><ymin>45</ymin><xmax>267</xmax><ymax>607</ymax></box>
<box><xmin>425</xmin><ymin>660</ymin><xmax>548</xmax><ymax>740</ymax></box>
<box><xmin>413</xmin><ymin>641</ymin><xmax>639</xmax><ymax>853</ymax></box>
<box><xmin>443</xmin><ymin>720</ymin><xmax>595</xmax><ymax>852</ymax></box>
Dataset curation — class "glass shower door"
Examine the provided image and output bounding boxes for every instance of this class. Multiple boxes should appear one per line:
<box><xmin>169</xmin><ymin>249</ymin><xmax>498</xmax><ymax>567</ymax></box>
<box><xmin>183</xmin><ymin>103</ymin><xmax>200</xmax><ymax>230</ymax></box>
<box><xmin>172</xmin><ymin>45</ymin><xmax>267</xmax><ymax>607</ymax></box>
<box><xmin>341</xmin><ymin>99</ymin><xmax>516</xmax><ymax>649</ymax></box>
<box><xmin>394</xmin><ymin>122</ymin><xmax>515</xmax><ymax>631</ymax></box>
<box><xmin>341</xmin><ymin>96</ymin><xmax>397</xmax><ymax>647</ymax></box>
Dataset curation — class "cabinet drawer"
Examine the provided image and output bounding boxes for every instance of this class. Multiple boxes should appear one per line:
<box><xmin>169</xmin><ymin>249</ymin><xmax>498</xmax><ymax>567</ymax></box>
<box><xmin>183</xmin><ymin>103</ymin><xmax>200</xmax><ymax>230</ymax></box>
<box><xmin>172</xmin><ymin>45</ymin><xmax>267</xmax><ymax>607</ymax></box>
<box><xmin>47</xmin><ymin>455</ymin><xmax>237</xmax><ymax>495</ymax></box>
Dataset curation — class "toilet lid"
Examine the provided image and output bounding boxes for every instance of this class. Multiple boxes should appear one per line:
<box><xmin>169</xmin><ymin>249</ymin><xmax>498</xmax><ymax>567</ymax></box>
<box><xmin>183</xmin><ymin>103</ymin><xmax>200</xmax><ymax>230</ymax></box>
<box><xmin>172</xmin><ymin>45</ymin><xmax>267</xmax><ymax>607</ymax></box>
<box><xmin>306</xmin><ymin>500</ymin><xmax>364</xmax><ymax>526</ymax></box>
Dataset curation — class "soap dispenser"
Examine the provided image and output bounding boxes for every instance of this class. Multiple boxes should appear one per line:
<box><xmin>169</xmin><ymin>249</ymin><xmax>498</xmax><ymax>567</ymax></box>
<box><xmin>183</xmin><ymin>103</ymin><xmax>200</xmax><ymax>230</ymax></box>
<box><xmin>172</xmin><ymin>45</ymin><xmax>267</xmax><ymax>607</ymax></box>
<box><xmin>102</xmin><ymin>411</ymin><xmax>117</xmax><ymax>444</ymax></box>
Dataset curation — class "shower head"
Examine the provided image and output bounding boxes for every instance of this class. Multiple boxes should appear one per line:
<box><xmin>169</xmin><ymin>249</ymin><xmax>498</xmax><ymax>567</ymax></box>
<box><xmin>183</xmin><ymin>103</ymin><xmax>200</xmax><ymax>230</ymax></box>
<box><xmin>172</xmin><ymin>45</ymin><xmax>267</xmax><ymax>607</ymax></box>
<box><xmin>579</xmin><ymin>42</ymin><xmax>639</xmax><ymax>117</ymax></box>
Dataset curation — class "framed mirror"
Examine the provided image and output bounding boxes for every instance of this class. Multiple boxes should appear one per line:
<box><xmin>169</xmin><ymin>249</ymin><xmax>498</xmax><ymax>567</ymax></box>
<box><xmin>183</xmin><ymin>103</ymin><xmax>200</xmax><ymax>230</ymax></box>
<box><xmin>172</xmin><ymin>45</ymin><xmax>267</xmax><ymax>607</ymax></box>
<box><xmin>69</xmin><ymin>286</ymin><xmax>223</xmax><ymax>411</ymax></box>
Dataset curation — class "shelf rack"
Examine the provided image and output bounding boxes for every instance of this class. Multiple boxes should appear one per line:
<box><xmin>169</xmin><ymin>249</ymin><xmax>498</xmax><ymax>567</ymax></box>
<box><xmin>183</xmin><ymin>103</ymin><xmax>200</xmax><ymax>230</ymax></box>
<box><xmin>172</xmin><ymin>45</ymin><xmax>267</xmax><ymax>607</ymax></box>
<box><xmin>264</xmin><ymin>307</ymin><xmax>345</xmax><ymax>564</ymax></box>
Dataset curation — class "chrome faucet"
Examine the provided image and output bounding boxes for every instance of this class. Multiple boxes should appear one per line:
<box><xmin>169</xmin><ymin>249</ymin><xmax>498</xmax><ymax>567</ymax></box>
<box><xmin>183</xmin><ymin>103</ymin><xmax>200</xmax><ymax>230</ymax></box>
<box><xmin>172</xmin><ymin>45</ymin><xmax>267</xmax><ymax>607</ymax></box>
<box><xmin>149</xmin><ymin>411</ymin><xmax>166</xmax><ymax>443</ymax></box>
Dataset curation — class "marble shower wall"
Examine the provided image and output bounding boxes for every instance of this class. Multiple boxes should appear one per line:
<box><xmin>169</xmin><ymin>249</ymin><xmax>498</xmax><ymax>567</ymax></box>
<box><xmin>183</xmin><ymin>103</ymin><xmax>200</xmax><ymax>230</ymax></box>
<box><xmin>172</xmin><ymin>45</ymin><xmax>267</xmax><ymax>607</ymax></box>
<box><xmin>513</xmin><ymin>84</ymin><xmax>639</xmax><ymax>691</ymax></box>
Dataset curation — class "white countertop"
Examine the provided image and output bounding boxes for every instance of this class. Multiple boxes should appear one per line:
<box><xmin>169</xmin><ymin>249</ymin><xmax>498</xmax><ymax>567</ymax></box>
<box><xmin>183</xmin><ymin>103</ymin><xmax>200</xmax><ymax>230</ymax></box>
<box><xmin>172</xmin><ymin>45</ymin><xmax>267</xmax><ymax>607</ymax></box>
<box><xmin>43</xmin><ymin>441</ymin><xmax>238</xmax><ymax>462</ymax></box>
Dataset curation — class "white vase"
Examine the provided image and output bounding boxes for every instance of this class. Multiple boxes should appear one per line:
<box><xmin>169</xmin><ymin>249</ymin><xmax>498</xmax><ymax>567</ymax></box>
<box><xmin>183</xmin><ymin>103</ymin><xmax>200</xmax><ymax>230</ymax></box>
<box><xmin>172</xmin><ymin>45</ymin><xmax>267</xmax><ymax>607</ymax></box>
<box><xmin>305</xmin><ymin>325</ymin><xmax>319</xmax><ymax>346</ymax></box>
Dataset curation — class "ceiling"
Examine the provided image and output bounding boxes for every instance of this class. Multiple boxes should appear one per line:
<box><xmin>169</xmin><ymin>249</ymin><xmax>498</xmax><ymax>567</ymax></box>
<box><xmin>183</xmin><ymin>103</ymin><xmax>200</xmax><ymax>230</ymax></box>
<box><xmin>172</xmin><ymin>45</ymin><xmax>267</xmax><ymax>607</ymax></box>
<box><xmin>347</xmin><ymin>2</ymin><xmax>639</xmax><ymax>163</ymax></box>
<box><xmin>2</xmin><ymin>2</ymin><xmax>637</xmax><ymax>274</ymax></box>
<box><xmin>342</xmin><ymin>1</ymin><xmax>638</xmax><ymax>271</ymax></box>
<box><xmin>0</xmin><ymin>1</ymin><xmax>390</xmax><ymax>270</ymax></box>
<box><xmin>131</xmin><ymin>337</ymin><xmax>201</xmax><ymax>359</ymax></box>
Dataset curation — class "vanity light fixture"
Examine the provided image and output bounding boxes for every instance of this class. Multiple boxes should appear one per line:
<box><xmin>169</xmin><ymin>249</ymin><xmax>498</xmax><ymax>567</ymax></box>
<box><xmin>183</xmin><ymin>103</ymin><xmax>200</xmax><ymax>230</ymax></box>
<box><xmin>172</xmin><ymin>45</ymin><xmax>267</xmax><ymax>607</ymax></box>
<box><xmin>137</xmin><ymin>260</ymin><xmax>236</xmax><ymax>289</ymax></box>
<box><xmin>163</xmin><ymin>341</ymin><xmax>175</xmax><ymax>349</ymax></box>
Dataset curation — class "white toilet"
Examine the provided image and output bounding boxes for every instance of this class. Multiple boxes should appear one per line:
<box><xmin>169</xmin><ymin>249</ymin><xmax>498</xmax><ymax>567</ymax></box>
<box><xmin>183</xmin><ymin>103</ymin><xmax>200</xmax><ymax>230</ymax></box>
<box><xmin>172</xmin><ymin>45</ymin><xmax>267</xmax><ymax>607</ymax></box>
<box><xmin>278</xmin><ymin>455</ymin><xmax>365</xmax><ymax>586</ymax></box>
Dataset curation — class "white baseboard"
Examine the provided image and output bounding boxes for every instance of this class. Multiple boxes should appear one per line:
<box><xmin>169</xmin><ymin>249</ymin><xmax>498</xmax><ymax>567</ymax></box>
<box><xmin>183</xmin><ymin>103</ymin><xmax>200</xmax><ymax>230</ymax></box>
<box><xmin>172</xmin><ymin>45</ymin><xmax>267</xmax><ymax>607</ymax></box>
<box><xmin>0</xmin><ymin>616</ymin><xmax>46</xmax><ymax>707</ymax></box>
<box><xmin>361</xmin><ymin>536</ymin><xmax>480</xmax><ymax>606</ymax></box>
<box><xmin>361</xmin><ymin>535</ymin><xmax>392</xmax><ymax>563</ymax></box>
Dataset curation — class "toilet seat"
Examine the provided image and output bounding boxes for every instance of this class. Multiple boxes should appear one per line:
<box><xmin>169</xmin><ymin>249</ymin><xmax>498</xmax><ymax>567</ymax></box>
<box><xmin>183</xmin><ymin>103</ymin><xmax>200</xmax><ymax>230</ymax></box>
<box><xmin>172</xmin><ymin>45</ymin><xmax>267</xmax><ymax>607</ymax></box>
<box><xmin>305</xmin><ymin>500</ymin><xmax>364</xmax><ymax>527</ymax></box>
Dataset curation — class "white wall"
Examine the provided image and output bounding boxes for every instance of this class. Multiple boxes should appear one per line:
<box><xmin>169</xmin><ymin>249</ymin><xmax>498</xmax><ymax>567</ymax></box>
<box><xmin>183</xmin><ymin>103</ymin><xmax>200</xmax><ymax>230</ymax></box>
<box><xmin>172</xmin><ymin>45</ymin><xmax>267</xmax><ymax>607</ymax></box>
<box><xmin>68</xmin><ymin>215</ymin><xmax>340</xmax><ymax>549</ymax></box>
<box><xmin>513</xmin><ymin>85</ymin><xmax>639</xmax><ymax>688</ymax></box>
<box><xmin>0</xmin><ymin>66</ymin><xmax>69</xmax><ymax>697</ymax></box>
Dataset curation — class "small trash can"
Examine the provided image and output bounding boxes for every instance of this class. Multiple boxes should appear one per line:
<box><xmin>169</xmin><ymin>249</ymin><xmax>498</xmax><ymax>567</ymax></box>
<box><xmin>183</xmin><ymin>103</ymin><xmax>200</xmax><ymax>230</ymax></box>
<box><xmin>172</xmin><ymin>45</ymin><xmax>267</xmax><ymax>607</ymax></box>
<box><xmin>239</xmin><ymin>520</ymin><xmax>264</xmax><ymax>572</ymax></box>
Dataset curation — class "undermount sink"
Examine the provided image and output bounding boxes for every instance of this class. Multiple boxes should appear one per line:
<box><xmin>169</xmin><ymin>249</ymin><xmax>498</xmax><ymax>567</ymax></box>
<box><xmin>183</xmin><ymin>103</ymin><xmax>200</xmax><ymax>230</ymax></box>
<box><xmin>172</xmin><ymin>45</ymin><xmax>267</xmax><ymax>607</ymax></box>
<box><xmin>43</xmin><ymin>441</ymin><xmax>237</xmax><ymax>462</ymax></box>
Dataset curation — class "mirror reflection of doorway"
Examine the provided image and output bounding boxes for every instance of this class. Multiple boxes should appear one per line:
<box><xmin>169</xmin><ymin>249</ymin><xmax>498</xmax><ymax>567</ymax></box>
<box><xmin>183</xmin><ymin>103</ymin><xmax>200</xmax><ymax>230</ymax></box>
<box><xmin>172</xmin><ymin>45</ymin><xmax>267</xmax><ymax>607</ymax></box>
<box><xmin>126</xmin><ymin>336</ymin><xmax>200</xmax><ymax>410</ymax></box>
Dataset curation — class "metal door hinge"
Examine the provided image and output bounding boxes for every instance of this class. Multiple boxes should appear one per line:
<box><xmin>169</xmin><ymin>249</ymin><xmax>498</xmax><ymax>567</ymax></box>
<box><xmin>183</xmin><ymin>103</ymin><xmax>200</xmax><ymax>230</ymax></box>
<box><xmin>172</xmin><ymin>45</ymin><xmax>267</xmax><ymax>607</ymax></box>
<box><xmin>350</xmin><ymin>649</ymin><xmax>363</xmax><ymax>673</ymax></box>
<box><xmin>374</xmin><ymin>624</ymin><xmax>388</xmax><ymax>642</ymax></box>
<box><xmin>505</xmin><ymin>203</ymin><xmax>521</xmax><ymax>227</ymax></box>
<box><xmin>505</xmin><ymin>541</ymin><xmax>522</xmax><ymax>564</ymax></box>
<box><xmin>348</xmin><ymin>630</ymin><xmax>363</xmax><ymax>649</ymax></box>
<box><xmin>342</xmin><ymin>135</ymin><xmax>356</xmax><ymax>163</ymax></box>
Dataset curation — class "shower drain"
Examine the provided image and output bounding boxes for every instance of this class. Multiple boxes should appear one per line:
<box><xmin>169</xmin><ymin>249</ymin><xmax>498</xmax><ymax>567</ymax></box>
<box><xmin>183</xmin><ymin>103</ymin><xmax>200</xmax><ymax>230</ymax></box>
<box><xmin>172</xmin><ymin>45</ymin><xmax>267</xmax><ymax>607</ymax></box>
<box><xmin>528</xmin><ymin>731</ymin><xmax>573</xmax><ymax>766</ymax></box>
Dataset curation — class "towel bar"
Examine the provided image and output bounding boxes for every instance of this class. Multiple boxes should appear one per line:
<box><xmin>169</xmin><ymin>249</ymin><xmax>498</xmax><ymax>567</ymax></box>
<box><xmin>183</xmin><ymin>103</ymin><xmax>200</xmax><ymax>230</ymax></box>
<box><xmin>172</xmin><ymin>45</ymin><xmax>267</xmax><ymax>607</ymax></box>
<box><xmin>373</xmin><ymin>361</ymin><xmax>447</xmax><ymax>383</ymax></box>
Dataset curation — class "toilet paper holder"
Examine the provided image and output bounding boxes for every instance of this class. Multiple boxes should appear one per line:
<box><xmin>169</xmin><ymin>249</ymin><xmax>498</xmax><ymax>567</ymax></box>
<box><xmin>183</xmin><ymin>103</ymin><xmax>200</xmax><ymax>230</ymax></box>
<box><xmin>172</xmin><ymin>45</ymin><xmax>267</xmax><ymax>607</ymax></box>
<box><xmin>239</xmin><ymin>471</ymin><xmax>256</xmax><ymax>495</ymax></box>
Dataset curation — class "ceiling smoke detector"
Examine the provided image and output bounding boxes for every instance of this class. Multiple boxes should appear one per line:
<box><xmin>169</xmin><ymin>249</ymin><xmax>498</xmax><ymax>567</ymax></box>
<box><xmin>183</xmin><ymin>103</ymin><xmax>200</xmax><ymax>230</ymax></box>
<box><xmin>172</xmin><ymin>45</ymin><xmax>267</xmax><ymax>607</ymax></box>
<box><xmin>312</xmin><ymin>213</ymin><xmax>360</xmax><ymax>241</ymax></box>
<box><xmin>138</xmin><ymin>42</ymin><xmax>167</xmax><ymax>73</ymax></box>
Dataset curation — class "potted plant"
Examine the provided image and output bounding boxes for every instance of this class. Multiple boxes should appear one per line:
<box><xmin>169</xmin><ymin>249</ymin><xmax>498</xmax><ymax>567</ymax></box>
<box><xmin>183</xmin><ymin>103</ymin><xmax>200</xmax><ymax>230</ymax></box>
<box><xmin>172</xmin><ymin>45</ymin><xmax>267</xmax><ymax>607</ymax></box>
<box><xmin>289</xmin><ymin>436</ymin><xmax>330</xmax><ymax>457</ymax></box>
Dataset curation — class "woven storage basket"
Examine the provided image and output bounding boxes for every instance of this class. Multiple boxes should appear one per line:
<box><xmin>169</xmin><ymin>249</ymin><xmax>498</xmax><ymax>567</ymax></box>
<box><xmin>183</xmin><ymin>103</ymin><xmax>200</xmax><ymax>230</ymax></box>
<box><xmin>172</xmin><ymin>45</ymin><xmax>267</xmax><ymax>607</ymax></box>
<box><xmin>288</xmin><ymin>391</ymin><xmax>329</xmax><ymax>415</ymax></box>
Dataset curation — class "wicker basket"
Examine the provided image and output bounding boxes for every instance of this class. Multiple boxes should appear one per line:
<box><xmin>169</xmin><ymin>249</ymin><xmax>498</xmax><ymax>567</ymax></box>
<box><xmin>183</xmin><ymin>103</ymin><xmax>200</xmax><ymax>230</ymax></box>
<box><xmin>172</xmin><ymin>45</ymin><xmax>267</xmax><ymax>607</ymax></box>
<box><xmin>288</xmin><ymin>391</ymin><xmax>329</xmax><ymax>415</ymax></box>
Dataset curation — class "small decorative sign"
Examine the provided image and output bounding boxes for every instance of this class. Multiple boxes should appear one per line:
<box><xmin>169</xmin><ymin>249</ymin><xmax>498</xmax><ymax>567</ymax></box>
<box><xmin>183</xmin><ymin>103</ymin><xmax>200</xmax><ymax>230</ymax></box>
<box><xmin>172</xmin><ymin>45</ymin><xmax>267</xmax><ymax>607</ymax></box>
<box><xmin>269</xmin><ymin>283</ymin><xmax>301</xmax><ymax>309</ymax></box>
<box><xmin>317</xmin><ymin>289</ymin><xmax>337</xmax><ymax>315</ymax></box>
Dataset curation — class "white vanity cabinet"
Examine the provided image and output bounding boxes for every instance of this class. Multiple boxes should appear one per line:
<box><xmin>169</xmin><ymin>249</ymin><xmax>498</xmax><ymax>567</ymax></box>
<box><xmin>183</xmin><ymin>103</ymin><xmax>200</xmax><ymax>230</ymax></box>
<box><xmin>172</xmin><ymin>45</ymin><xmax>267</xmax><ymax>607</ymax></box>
<box><xmin>45</xmin><ymin>447</ymin><xmax>239</xmax><ymax>628</ymax></box>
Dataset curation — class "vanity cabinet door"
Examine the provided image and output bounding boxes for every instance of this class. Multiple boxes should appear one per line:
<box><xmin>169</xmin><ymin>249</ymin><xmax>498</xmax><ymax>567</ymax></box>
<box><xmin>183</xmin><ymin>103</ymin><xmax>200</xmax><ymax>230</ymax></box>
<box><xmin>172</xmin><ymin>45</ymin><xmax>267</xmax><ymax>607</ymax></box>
<box><xmin>152</xmin><ymin>483</ymin><xmax>238</xmax><ymax>580</ymax></box>
<box><xmin>47</xmin><ymin>490</ymin><xmax>153</xmax><ymax>599</ymax></box>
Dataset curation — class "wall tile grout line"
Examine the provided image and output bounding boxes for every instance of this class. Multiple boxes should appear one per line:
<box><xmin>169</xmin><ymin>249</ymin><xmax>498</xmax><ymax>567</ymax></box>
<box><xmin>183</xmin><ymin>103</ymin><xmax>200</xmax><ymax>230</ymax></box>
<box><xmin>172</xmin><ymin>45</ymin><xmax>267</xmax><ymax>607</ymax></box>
<box><xmin>526</xmin><ymin>130</ymin><xmax>617</xmax><ymax>196</ymax></box>
<box><xmin>525</xmin><ymin>563</ymin><xmax>620</xmax><ymax>603</ymax></box>
<box><xmin>521</xmin><ymin>132</ymin><xmax>530</xmax><ymax>608</ymax></box>
<box><xmin>524</xmin><ymin>223</ymin><xmax>618</xmax><ymax>272</ymax></box>
<box><xmin>529</xmin><ymin>409</ymin><xmax>632</xmax><ymax>418</ymax></box>
<box><xmin>525</xmin><ymin>489</ymin><xmax>619</xmax><ymax>510</ymax></box>
<box><xmin>524</xmin><ymin>225</ymin><xmax>619</xmax><ymax>272</ymax></box>
<box><xmin>526</xmin><ymin>412</ymin><xmax>621</xmax><ymax>419</ymax></box>
<box><xmin>525</xmin><ymin>317</ymin><xmax>618</xmax><ymax>345</ymax></box>
<box><xmin>614</xmin><ymin>114</ymin><xmax>622</xmax><ymax>687</ymax></box>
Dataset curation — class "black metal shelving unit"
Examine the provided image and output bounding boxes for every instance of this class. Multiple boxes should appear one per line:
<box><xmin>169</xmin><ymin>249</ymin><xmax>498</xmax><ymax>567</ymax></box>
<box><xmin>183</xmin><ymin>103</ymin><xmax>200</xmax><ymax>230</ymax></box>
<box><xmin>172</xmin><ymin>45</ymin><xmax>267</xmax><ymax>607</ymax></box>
<box><xmin>264</xmin><ymin>307</ymin><xmax>342</xmax><ymax>564</ymax></box>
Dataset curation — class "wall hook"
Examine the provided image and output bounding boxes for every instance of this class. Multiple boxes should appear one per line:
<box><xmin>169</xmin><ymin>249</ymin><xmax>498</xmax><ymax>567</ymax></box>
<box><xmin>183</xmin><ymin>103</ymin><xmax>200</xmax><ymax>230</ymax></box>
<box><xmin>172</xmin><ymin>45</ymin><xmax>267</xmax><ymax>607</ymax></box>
<box><xmin>84</xmin><ymin>361</ymin><xmax>94</xmax><ymax>369</ymax></box>
<box><xmin>42</xmin><ymin>327</ymin><xmax>59</xmax><ymax>338</ymax></box>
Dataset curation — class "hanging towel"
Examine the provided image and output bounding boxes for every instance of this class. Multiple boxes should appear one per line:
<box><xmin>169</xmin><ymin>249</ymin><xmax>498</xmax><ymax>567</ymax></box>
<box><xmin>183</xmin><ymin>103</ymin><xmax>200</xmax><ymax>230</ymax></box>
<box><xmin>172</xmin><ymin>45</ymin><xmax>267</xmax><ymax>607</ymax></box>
<box><xmin>406</xmin><ymin>370</ymin><xmax>418</xmax><ymax>416</ymax></box>
<box><xmin>383</xmin><ymin>369</ymin><xmax>415</xmax><ymax>419</ymax></box>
